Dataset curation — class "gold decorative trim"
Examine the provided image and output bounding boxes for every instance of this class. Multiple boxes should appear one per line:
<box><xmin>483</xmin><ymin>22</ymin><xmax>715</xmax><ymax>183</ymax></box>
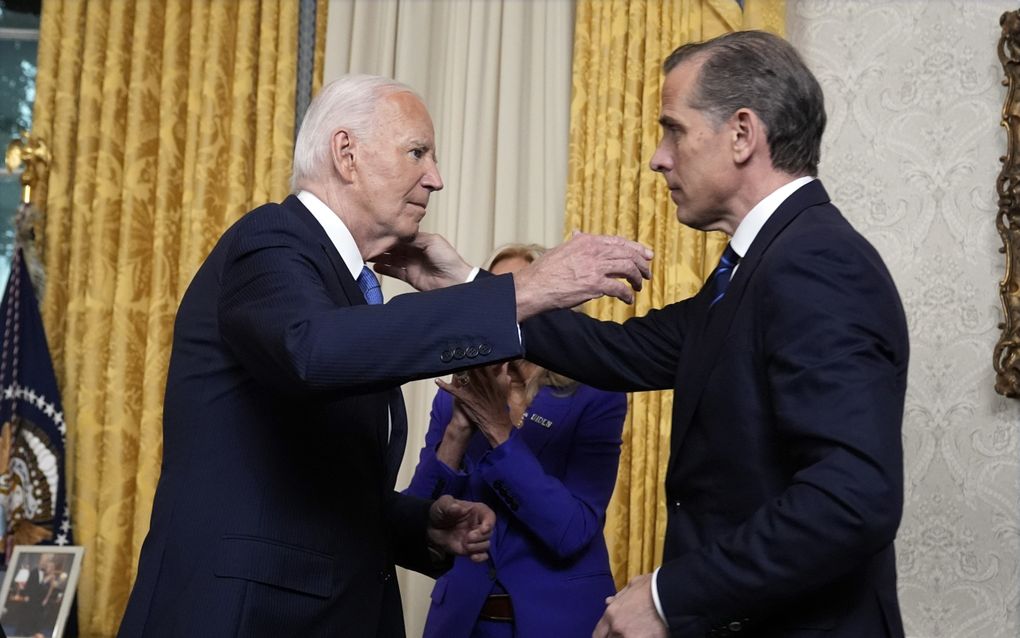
<box><xmin>996</xmin><ymin>11</ymin><xmax>1020</xmax><ymax>398</ymax></box>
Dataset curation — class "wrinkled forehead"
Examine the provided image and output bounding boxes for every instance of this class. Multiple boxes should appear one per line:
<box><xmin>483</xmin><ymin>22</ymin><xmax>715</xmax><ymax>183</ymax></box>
<box><xmin>369</xmin><ymin>91</ymin><xmax>436</xmax><ymax>143</ymax></box>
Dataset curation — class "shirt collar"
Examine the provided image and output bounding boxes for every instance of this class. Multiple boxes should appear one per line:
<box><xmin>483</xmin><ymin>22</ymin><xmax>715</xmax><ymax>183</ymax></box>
<box><xmin>729</xmin><ymin>176</ymin><xmax>815</xmax><ymax>258</ymax></box>
<box><xmin>296</xmin><ymin>190</ymin><xmax>364</xmax><ymax>281</ymax></box>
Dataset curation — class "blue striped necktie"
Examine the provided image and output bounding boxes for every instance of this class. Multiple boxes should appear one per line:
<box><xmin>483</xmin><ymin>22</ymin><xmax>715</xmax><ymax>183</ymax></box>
<box><xmin>709</xmin><ymin>244</ymin><xmax>739</xmax><ymax>308</ymax></box>
<box><xmin>357</xmin><ymin>266</ymin><xmax>383</xmax><ymax>305</ymax></box>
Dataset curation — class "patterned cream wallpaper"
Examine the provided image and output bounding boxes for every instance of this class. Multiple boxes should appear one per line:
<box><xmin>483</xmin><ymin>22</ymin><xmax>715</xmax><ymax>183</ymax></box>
<box><xmin>788</xmin><ymin>1</ymin><xmax>1020</xmax><ymax>636</ymax></box>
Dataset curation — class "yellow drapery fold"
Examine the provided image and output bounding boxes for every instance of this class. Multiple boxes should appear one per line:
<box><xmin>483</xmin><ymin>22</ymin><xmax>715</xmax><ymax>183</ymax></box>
<box><xmin>312</xmin><ymin>0</ymin><xmax>329</xmax><ymax>98</ymax></box>
<box><xmin>30</xmin><ymin>0</ymin><xmax>308</xmax><ymax>634</ymax></box>
<box><xmin>566</xmin><ymin>0</ymin><xmax>785</xmax><ymax>587</ymax></box>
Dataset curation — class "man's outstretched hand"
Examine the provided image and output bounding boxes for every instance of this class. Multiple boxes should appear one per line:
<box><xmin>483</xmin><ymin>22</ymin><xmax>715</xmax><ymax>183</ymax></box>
<box><xmin>514</xmin><ymin>231</ymin><xmax>653</xmax><ymax>321</ymax></box>
<box><xmin>426</xmin><ymin>494</ymin><xmax>496</xmax><ymax>563</ymax></box>
<box><xmin>375</xmin><ymin>230</ymin><xmax>653</xmax><ymax>320</ymax></box>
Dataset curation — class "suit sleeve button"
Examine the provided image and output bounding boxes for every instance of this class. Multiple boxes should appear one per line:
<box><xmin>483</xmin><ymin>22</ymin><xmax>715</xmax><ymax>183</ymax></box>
<box><xmin>453</xmin><ymin>347</ymin><xmax>465</xmax><ymax>359</ymax></box>
<box><xmin>728</xmin><ymin>621</ymin><xmax>743</xmax><ymax>632</ymax></box>
<box><xmin>466</xmin><ymin>346</ymin><xmax>479</xmax><ymax>358</ymax></box>
<box><xmin>478</xmin><ymin>344</ymin><xmax>491</xmax><ymax>355</ymax></box>
<box><xmin>441</xmin><ymin>350</ymin><xmax>453</xmax><ymax>363</ymax></box>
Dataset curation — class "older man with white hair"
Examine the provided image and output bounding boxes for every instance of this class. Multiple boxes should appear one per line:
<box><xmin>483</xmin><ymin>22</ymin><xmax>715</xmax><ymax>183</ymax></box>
<box><xmin>116</xmin><ymin>75</ymin><xmax>652</xmax><ymax>638</ymax></box>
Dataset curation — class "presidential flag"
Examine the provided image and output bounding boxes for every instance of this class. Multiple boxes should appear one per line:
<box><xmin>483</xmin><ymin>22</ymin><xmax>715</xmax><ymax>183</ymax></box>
<box><xmin>0</xmin><ymin>247</ymin><xmax>72</xmax><ymax>559</ymax></box>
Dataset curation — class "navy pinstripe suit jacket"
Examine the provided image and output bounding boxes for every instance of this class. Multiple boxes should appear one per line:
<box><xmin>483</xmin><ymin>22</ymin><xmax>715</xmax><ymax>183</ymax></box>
<box><xmin>523</xmin><ymin>181</ymin><xmax>908</xmax><ymax>638</ymax></box>
<box><xmin>118</xmin><ymin>196</ymin><xmax>522</xmax><ymax>638</ymax></box>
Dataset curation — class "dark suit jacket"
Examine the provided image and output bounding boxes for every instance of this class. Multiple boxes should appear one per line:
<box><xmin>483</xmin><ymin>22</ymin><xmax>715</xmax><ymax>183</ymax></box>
<box><xmin>522</xmin><ymin>181</ymin><xmax>908</xmax><ymax>638</ymax></box>
<box><xmin>18</xmin><ymin>568</ymin><xmax>51</xmax><ymax>604</ymax></box>
<box><xmin>406</xmin><ymin>385</ymin><xmax>626</xmax><ymax>638</ymax></box>
<box><xmin>117</xmin><ymin>195</ymin><xmax>522</xmax><ymax>638</ymax></box>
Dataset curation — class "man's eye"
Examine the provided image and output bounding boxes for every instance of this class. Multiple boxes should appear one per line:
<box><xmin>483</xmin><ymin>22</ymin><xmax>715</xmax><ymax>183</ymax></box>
<box><xmin>411</xmin><ymin>148</ymin><xmax>426</xmax><ymax>159</ymax></box>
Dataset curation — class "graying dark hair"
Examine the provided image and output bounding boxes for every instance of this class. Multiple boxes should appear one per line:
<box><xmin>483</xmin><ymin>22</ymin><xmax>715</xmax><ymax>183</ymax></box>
<box><xmin>663</xmin><ymin>30</ymin><xmax>825</xmax><ymax>177</ymax></box>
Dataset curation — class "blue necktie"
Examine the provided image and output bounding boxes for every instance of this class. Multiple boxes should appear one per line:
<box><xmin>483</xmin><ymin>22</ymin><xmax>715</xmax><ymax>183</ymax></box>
<box><xmin>357</xmin><ymin>266</ymin><xmax>383</xmax><ymax>305</ymax></box>
<box><xmin>709</xmin><ymin>244</ymin><xmax>739</xmax><ymax>308</ymax></box>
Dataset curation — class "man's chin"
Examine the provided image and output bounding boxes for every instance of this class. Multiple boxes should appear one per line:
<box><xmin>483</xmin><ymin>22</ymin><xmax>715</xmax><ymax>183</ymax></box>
<box><xmin>674</xmin><ymin>207</ymin><xmax>688</xmax><ymax>226</ymax></box>
<box><xmin>674</xmin><ymin>208</ymin><xmax>706</xmax><ymax>232</ymax></box>
<box><xmin>397</xmin><ymin>225</ymin><xmax>420</xmax><ymax>243</ymax></box>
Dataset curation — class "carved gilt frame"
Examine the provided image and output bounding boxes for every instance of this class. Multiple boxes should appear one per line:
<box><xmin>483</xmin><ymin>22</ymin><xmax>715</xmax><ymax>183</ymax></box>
<box><xmin>995</xmin><ymin>10</ymin><xmax>1020</xmax><ymax>398</ymax></box>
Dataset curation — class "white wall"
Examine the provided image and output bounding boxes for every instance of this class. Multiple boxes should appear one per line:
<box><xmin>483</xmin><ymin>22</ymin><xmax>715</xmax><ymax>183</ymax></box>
<box><xmin>789</xmin><ymin>2</ymin><xmax>1020</xmax><ymax>636</ymax></box>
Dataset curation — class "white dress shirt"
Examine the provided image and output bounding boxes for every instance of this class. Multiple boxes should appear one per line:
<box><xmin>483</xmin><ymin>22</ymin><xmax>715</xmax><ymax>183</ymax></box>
<box><xmin>297</xmin><ymin>190</ymin><xmax>364</xmax><ymax>281</ymax></box>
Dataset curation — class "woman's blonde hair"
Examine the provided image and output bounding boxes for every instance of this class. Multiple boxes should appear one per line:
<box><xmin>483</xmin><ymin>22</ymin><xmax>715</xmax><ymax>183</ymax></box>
<box><xmin>488</xmin><ymin>244</ymin><xmax>578</xmax><ymax>399</ymax></box>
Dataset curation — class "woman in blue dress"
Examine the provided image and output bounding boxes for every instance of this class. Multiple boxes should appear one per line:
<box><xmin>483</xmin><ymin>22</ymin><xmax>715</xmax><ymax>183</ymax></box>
<box><xmin>406</xmin><ymin>244</ymin><xmax>628</xmax><ymax>638</ymax></box>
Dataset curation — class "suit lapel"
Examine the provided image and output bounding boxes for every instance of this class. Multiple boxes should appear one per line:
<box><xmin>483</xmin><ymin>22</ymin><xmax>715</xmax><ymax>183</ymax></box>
<box><xmin>665</xmin><ymin>181</ymin><xmax>832</xmax><ymax>477</ymax></box>
<box><xmin>283</xmin><ymin>194</ymin><xmax>364</xmax><ymax>307</ymax></box>
<box><xmin>517</xmin><ymin>419</ymin><xmax>555</xmax><ymax>460</ymax></box>
<box><xmin>516</xmin><ymin>388</ymin><xmax>572</xmax><ymax>460</ymax></box>
<box><xmin>284</xmin><ymin>195</ymin><xmax>396</xmax><ymax>482</ymax></box>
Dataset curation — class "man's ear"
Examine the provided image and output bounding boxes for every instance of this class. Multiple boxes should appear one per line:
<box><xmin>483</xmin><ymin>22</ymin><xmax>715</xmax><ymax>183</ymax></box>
<box><xmin>331</xmin><ymin>129</ymin><xmax>356</xmax><ymax>183</ymax></box>
<box><xmin>730</xmin><ymin>108</ymin><xmax>761</xmax><ymax>165</ymax></box>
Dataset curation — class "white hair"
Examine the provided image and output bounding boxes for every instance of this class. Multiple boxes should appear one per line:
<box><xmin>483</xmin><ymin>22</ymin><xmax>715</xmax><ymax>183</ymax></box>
<box><xmin>291</xmin><ymin>74</ymin><xmax>419</xmax><ymax>192</ymax></box>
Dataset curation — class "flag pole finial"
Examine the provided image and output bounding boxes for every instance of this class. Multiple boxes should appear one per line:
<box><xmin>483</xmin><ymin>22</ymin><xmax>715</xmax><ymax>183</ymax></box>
<box><xmin>5</xmin><ymin>132</ymin><xmax>49</xmax><ymax>207</ymax></box>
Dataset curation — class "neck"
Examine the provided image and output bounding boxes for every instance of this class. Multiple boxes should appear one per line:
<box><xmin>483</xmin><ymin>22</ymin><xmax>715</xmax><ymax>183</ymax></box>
<box><xmin>721</xmin><ymin>167</ymin><xmax>808</xmax><ymax>236</ymax></box>
<box><xmin>302</xmin><ymin>182</ymin><xmax>392</xmax><ymax>261</ymax></box>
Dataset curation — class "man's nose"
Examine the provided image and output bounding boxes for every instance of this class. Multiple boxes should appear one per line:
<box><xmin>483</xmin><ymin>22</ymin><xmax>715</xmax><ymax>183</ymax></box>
<box><xmin>423</xmin><ymin>162</ymin><xmax>444</xmax><ymax>192</ymax></box>
<box><xmin>650</xmin><ymin>142</ymin><xmax>671</xmax><ymax>173</ymax></box>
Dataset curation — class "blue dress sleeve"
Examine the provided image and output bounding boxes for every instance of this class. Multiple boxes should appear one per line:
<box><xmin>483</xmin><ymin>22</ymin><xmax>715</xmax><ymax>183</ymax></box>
<box><xmin>404</xmin><ymin>389</ymin><xmax>471</xmax><ymax>500</ymax></box>
<box><xmin>478</xmin><ymin>386</ymin><xmax>627</xmax><ymax>559</ymax></box>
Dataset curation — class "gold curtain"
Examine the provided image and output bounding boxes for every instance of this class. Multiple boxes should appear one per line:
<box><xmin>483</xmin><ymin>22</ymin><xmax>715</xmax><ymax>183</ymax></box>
<box><xmin>29</xmin><ymin>0</ymin><xmax>316</xmax><ymax>634</ymax></box>
<box><xmin>567</xmin><ymin>0</ymin><xmax>785</xmax><ymax>587</ymax></box>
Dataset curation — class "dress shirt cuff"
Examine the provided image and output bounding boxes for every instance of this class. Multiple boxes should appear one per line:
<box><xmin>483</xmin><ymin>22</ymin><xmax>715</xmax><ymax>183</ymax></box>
<box><xmin>651</xmin><ymin>567</ymin><xmax>668</xmax><ymax>625</ymax></box>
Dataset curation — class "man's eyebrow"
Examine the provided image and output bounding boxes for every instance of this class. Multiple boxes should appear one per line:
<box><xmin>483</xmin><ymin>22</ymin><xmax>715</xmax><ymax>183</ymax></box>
<box><xmin>659</xmin><ymin>115</ymin><xmax>683</xmax><ymax>129</ymax></box>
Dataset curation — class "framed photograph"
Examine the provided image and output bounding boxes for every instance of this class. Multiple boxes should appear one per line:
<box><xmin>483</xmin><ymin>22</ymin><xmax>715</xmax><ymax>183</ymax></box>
<box><xmin>0</xmin><ymin>546</ymin><xmax>84</xmax><ymax>638</ymax></box>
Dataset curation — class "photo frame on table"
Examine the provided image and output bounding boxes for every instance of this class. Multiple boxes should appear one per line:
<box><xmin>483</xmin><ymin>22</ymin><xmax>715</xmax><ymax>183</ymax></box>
<box><xmin>0</xmin><ymin>545</ymin><xmax>84</xmax><ymax>638</ymax></box>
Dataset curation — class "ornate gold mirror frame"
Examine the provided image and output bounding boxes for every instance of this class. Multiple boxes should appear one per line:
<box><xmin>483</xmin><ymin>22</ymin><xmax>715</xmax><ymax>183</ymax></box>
<box><xmin>996</xmin><ymin>10</ymin><xmax>1020</xmax><ymax>398</ymax></box>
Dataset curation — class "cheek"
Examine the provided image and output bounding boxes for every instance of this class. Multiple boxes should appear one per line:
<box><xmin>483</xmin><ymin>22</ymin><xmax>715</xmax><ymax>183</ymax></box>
<box><xmin>677</xmin><ymin>141</ymin><xmax>700</xmax><ymax>166</ymax></box>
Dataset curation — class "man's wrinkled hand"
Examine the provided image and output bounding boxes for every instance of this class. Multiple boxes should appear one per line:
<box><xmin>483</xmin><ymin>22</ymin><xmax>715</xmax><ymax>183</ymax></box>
<box><xmin>373</xmin><ymin>232</ymin><xmax>473</xmax><ymax>291</ymax></box>
<box><xmin>593</xmin><ymin>573</ymin><xmax>667</xmax><ymax>638</ymax></box>
<box><xmin>514</xmin><ymin>232</ymin><xmax>653</xmax><ymax>321</ymax></box>
<box><xmin>426</xmin><ymin>495</ymin><xmax>495</xmax><ymax>563</ymax></box>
